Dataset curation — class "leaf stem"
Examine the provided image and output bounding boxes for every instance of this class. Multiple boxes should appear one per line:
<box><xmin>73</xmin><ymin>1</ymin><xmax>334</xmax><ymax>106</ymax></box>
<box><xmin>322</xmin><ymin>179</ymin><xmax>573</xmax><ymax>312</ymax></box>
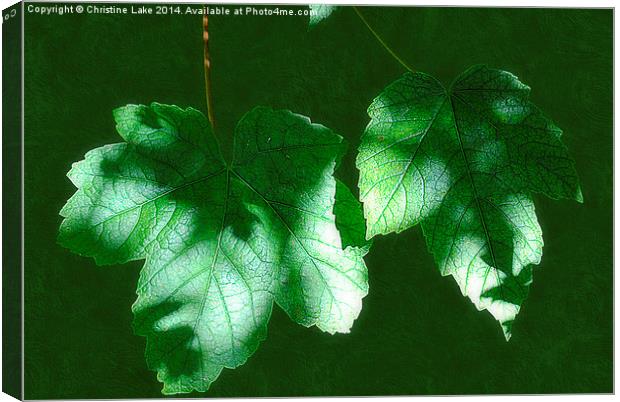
<box><xmin>203</xmin><ymin>13</ymin><xmax>216</xmax><ymax>128</ymax></box>
<box><xmin>353</xmin><ymin>6</ymin><xmax>414</xmax><ymax>73</ymax></box>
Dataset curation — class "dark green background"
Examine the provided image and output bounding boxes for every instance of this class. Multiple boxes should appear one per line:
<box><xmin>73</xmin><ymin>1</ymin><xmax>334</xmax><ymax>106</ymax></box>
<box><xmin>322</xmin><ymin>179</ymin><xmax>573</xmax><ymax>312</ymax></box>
<box><xmin>23</xmin><ymin>3</ymin><xmax>612</xmax><ymax>398</ymax></box>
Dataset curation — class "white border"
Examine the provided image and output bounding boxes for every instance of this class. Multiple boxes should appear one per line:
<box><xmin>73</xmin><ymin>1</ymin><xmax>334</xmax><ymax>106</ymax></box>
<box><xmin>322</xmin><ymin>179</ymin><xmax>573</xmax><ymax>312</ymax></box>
<box><xmin>0</xmin><ymin>1</ymin><xmax>616</xmax><ymax>402</ymax></box>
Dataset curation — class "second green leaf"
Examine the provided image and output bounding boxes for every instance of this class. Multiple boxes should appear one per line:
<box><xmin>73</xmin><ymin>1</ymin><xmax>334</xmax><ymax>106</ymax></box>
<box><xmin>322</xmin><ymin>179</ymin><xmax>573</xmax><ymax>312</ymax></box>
<box><xmin>357</xmin><ymin>65</ymin><xmax>581</xmax><ymax>339</ymax></box>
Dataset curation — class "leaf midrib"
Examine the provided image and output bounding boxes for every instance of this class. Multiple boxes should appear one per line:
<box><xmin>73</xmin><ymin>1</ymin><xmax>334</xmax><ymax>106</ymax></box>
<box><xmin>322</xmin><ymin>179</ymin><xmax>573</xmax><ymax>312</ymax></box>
<box><xmin>448</xmin><ymin>94</ymin><xmax>504</xmax><ymax>293</ymax></box>
<box><xmin>367</xmin><ymin>96</ymin><xmax>448</xmax><ymax>229</ymax></box>
<box><xmin>72</xmin><ymin>167</ymin><xmax>227</xmax><ymax>230</ymax></box>
<box><xmin>229</xmin><ymin>168</ymin><xmax>344</xmax><ymax>314</ymax></box>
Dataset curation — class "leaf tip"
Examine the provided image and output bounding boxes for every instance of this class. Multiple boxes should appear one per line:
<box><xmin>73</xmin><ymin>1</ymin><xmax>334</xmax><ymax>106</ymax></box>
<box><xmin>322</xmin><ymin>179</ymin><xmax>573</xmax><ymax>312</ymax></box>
<box><xmin>111</xmin><ymin>104</ymin><xmax>137</xmax><ymax>120</ymax></box>
<box><xmin>502</xmin><ymin>324</ymin><xmax>512</xmax><ymax>342</ymax></box>
<box><xmin>575</xmin><ymin>186</ymin><xmax>584</xmax><ymax>203</ymax></box>
<box><xmin>501</xmin><ymin>320</ymin><xmax>514</xmax><ymax>341</ymax></box>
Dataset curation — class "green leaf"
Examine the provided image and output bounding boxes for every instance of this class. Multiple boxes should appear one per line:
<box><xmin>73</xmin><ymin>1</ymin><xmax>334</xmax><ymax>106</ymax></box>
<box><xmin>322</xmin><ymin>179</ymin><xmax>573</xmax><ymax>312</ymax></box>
<box><xmin>309</xmin><ymin>4</ymin><xmax>337</xmax><ymax>27</ymax></box>
<box><xmin>59</xmin><ymin>103</ymin><xmax>369</xmax><ymax>394</ymax></box>
<box><xmin>357</xmin><ymin>65</ymin><xmax>581</xmax><ymax>339</ymax></box>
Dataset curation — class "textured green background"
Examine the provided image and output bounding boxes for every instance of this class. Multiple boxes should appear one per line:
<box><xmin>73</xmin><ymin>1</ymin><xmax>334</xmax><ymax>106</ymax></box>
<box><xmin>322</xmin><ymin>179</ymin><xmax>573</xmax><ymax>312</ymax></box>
<box><xmin>23</xmin><ymin>4</ymin><xmax>612</xmax><ymax>398</ymax></box>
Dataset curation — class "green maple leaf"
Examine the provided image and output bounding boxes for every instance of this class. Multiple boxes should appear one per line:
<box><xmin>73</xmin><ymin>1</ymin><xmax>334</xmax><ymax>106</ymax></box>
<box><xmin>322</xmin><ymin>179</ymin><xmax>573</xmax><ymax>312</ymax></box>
<box><xmin>357</xmin><ymin>65</ymin><xmax>581</xmax><ymax>339</ymax></box>
<box><xmin>309</xmin><ymin>4</ymin><xmax>337</xmax><ymax>27</ymax></box>
<box><xmin>58</xmin><ymin>103</ymin><xmax>369</xmax><ymax>394</ymax></box>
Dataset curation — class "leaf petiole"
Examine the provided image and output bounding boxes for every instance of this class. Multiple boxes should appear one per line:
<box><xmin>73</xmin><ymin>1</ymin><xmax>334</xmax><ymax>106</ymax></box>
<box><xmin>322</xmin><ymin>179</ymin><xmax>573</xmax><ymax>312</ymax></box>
<box><xmin>353</xmin><ymin>6</ymin><xmax>414</xmax><ymax>73</ymax></box>
<box><xmin>203</xmin><ymin>13</ymin><xmax>216</xmax><ymax>128</ymax></box>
